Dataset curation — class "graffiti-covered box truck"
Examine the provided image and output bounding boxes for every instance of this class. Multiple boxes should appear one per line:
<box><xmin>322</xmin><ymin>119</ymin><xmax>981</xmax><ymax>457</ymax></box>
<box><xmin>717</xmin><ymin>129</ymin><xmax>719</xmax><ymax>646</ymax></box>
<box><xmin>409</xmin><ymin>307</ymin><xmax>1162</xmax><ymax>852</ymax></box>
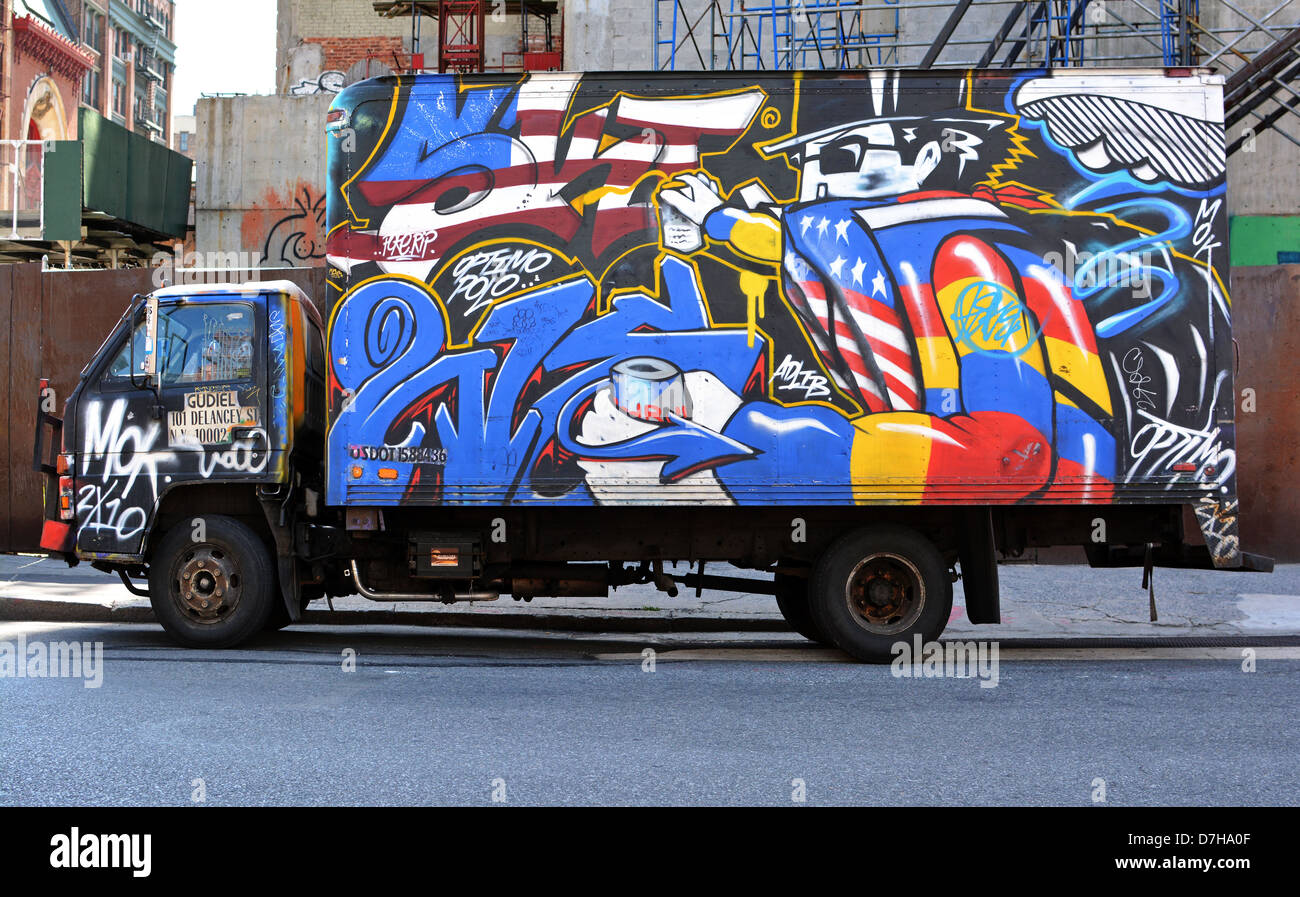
<box><xmin>35</xmin><ymin>68</ymin><xmax>1272</xmax><ymax>661</ymax></box>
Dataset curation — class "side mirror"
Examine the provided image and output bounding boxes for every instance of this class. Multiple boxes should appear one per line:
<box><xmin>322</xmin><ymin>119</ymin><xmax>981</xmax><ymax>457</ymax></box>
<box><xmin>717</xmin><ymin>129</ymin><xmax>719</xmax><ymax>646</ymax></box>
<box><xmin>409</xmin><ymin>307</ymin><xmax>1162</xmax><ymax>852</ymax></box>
<box><xmin>141</xmin><ymin>294</ymin><xmax>160</xmax><ymax>384</ymax></box>
<box><xmin>129</xmin><ymin>294</ymin><xmax>160</xmax><ymax>388</ymax></box>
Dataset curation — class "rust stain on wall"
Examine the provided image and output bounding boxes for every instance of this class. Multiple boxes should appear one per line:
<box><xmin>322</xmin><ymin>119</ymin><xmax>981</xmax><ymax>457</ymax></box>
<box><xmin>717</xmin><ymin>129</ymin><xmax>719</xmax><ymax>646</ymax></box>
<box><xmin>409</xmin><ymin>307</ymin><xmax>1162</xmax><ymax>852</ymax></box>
<box><xmin>240</xmin><ymin>180</ymin><xmax>327</xmax><ymax>267</ymax></box>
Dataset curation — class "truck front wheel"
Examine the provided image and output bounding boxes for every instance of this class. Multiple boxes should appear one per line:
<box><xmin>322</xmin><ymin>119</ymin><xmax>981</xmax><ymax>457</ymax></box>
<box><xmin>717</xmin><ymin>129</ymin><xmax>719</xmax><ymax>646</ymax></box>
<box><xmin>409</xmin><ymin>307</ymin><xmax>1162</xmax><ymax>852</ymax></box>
<box><xmin>148</xmin><ymin>515</ymin><xmax>276</xmax><ymax>648</ymax></box>
<box><xmin>809</xmin><ymin>526</ymin><xmax>952</xmax><ymax>663</ymax></box>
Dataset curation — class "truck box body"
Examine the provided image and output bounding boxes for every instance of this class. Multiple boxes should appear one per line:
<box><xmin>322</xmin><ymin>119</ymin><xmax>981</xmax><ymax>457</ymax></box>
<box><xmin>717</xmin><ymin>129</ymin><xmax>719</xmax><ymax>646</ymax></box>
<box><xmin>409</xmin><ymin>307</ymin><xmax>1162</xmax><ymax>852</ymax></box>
<box><xmin>323</xmin><ymin>70</ymin><xmax>1237</xmax><ymax>536</ymax></box>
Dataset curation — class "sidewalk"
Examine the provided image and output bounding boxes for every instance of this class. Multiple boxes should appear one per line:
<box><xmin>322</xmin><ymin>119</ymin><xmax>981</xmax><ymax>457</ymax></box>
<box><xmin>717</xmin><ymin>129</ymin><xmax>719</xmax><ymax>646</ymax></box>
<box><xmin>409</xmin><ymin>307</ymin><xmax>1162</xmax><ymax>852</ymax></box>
<box><xmin>1</xmin><ymin>553</ymin><xmax>1297</xmax><ymax>640</ymax></box>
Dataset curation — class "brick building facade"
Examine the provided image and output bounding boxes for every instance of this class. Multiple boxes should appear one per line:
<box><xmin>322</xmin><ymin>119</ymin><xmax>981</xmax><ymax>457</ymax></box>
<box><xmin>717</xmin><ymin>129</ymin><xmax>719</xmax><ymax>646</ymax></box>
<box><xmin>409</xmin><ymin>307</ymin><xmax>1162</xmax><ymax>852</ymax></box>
<box><xmin>276</xmin><ymin>0</ymin><xmax>410</xmax><ymax>93</ymax></box>
<box><xmin>1</xmin><ymin>0</ymin><xmax>95</xmax><ymax>142</ymax></box>
<box><xmin>305</xmin><ymin>34</ymin><xmax>405</xmax><ymax>73</ymax></box>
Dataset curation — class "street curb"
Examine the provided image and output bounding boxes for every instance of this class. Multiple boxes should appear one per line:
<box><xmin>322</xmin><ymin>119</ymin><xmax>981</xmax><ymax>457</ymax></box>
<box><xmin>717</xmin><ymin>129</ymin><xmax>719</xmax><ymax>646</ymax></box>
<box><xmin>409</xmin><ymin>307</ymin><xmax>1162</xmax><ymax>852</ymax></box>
<box><xmin>0</xmin><ymin>597</ymin><xmax>790</xmax><ymax>633</ymax></box>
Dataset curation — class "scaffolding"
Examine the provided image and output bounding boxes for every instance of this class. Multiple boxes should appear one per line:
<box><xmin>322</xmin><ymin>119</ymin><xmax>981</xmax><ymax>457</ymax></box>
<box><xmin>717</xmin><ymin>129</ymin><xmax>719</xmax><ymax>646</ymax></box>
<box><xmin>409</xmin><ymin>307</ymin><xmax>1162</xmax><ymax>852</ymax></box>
<box><xmin>651</xmin><ymin>0</ymin><xmax>1290</xmax><ymax>69</ymax></box>
<box><xmin>655</xmin><ymin>0</ymin><xmax>901</xmax><ymax>70</ymax></box>
<box><xmin>653</xmin><ymin>0</ymin><xmax>1300</xmax><ymax>155</ymax></box>
<box><xmin>371</xmin><ymin>0</ymin><xmax>561</xmax><ymax>73</ymax></box>
<box><xmin>439</xmin><ymin>0</ymin><xmax>487</xmax><ymax>72</ymax></box>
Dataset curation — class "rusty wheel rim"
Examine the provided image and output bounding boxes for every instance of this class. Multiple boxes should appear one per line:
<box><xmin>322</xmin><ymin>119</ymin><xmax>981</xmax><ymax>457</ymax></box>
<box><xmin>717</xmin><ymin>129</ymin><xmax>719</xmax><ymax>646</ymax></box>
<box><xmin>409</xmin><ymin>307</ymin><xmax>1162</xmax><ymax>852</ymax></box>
<box><xmin>844</xmin><ymin>553</ymin><xmax>925</xmax><ymax>635</ymax></box>
<box><xmin>173</xmin><ymin>546</ymin><xmax>242</xmax><ymax>624</ymax></box>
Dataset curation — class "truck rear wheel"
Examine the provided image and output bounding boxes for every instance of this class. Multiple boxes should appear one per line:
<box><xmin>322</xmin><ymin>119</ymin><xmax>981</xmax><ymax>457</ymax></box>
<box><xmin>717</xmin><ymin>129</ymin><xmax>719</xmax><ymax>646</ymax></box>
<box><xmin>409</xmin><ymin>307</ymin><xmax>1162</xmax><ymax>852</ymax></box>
<box><xmin>809</xmin><ymin>526</ymin><xmax>952</xmax><ymax>663</ymax></box>
<box><xmin>148</xmin><ymin>515</ymin><xmax>276</xmax><ymax>648</ymax></box>
<box><xmin>774</xmin><ymin>573</ymin><xmax>830</xmax><ymax>644</ymax></box>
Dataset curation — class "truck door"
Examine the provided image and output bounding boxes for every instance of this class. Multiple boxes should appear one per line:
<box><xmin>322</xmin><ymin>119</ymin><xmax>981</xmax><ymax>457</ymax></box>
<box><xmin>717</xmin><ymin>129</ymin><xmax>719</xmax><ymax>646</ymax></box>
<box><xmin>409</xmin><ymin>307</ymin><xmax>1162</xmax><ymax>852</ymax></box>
<box><xmin>76</xmin><ymin>300</ymin><xmax>267</xmax><ymax>557</ymax></box>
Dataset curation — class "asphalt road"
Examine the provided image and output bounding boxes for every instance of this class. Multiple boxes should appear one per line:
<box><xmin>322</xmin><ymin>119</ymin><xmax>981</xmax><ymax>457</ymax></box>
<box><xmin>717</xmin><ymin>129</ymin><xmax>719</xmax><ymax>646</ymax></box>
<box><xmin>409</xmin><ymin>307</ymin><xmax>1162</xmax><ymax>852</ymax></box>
<box><xmin>2</xmin><ymin>621</ymin><xmax>1297</xmax><ymax>806</ymax></box>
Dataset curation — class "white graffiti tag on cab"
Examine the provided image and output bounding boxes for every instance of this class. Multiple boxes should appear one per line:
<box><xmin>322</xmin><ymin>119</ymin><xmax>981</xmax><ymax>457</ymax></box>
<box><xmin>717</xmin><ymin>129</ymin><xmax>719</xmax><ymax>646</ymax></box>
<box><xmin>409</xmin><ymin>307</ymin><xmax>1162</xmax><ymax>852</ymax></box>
<box><xmin>78</xmin><ymin>399</ymin><xmax>176</xmax><ymax>541</ymax></box>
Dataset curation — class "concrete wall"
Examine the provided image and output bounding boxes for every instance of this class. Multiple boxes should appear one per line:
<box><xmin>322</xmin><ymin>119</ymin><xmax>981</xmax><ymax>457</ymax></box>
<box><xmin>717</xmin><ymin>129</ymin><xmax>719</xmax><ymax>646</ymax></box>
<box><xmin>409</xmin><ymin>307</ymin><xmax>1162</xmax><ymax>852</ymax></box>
<box><xmin>564</xmin><ymin>0</ymin><xmax>650</xmax><ymax>70</ymax></box>
<box><xmin>194</xmin><ymin>94</ymin><xmax>331</xmax><ymax>268</ymax></box>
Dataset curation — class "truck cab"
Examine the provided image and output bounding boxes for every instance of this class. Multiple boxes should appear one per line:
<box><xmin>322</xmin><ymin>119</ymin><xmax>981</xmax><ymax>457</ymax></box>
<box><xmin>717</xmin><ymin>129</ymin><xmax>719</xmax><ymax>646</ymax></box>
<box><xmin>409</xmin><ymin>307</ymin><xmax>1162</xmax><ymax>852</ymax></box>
<box><xmin>36</xmin><ymin>281</ymin><xmax>328</xmax><ymax>645</ymax></box>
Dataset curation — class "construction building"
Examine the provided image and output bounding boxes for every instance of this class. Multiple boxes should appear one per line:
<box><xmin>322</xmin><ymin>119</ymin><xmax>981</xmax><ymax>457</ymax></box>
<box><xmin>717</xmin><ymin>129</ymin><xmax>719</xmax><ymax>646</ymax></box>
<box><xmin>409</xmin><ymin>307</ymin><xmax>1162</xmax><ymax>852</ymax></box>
<box><xmin>0</xmin><ymin>0</ymin><xmax>190</xmax><ymax>265</ymax></box>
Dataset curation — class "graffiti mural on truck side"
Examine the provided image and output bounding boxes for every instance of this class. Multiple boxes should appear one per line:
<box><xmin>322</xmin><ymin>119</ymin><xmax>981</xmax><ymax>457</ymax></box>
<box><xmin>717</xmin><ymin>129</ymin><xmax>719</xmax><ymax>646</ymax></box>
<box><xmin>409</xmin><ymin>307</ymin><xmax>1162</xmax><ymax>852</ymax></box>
<box><xmin>323</xmin><ymin>70</ymin><xmax>1235</xmax><ymax>507</ymax></box>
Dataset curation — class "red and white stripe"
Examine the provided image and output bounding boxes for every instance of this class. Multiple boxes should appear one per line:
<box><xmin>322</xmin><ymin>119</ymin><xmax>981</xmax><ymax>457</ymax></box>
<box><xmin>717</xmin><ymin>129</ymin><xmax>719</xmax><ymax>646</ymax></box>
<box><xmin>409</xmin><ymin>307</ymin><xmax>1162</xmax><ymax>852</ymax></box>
<box><xmin>790</xmin><ymin>275</ymin><xmax>919</xmax><ymax>411</ymax></box>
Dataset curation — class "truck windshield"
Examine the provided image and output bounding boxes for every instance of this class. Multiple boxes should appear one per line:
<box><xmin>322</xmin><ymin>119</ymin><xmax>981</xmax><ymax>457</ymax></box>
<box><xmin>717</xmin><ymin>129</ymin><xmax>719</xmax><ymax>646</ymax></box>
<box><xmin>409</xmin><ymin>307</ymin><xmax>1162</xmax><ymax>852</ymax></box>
<box><xmin>105</xmin><ymin>302</ymin><xmax>257</xmax><ymax>385</ymax></box>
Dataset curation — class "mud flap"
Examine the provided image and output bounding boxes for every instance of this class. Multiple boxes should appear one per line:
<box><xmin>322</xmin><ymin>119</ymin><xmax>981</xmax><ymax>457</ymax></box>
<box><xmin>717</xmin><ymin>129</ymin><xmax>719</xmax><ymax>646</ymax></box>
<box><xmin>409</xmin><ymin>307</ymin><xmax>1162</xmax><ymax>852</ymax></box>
<box><xmin>957</xmin><ymin>507</ymin><xmax>1000</xmax><ymax>624</ymax></box>
<box><xmin>259</xmin><ymin>498</ymin><xmax>302</xmax><ymax>623</ymax></box>
<box><xmin>278</xmin><ymin>555</ymin><xmax>302</xmax><ymax>622</ymax></box>
<box><xmin>1141</xmin><ymin>543</ymin><xmax>1157</xmax><ymax>622</ymax></box>
<box><xmin>1193</xmin><ymin>496</ymin><xmax>1242</xmax><ymax>569</ymax></box>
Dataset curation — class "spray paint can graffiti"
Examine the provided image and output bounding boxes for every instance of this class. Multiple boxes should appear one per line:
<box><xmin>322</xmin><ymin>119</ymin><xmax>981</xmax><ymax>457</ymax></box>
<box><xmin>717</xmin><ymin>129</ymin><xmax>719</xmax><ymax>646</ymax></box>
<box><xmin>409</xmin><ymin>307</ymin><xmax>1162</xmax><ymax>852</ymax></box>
<box><xmin>611</xmin><ymin>358</ymin><xmax>692</xmax><ymax>423</ymax></box>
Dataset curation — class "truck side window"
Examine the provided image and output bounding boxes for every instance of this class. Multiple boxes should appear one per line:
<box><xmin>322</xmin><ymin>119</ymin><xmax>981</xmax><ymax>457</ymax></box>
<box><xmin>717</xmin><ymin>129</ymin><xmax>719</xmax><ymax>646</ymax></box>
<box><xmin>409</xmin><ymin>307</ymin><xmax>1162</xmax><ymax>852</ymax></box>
<box><xmin>105</xmin><ymin>320</ymin><xmax>157</xmax><ymax>380</ymax></box>
<box><xmin>105</xmin><ymin>303</ymin><xmax>257</xmax><ymax>386</ymax></box>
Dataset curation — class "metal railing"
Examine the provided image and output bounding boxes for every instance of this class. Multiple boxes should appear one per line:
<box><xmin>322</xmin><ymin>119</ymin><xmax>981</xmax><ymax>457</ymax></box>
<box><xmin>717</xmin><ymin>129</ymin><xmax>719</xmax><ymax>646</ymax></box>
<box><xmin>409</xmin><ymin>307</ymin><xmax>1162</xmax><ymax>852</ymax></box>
<box><xmin>652</xmin><ymin>0</ymin><xmax>1300</xmax><ymax>71</ymax></box>
<box><xmin>0</xmin><ymin>140</ymin><xmax>46</xmax><ymax>240</ymax></box>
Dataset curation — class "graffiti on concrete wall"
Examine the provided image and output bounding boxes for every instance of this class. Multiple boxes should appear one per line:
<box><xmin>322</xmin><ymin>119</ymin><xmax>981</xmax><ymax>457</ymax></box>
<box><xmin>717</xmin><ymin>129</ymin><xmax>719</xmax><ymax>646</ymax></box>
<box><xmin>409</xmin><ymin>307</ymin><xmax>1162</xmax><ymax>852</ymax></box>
<box><xmin>323</xmin><ymin>70</ymin><xmax>1234</xmax><ymax>508</ymax></box>
<box><xmin>290</xmin><ymin>70</ymin><xmax>346</xmax><ymax>96</ymax></box>
<box><xmin>241</xmin><ymin>181</ymin><xmax>328</xmax><ymax>267</ymax></box>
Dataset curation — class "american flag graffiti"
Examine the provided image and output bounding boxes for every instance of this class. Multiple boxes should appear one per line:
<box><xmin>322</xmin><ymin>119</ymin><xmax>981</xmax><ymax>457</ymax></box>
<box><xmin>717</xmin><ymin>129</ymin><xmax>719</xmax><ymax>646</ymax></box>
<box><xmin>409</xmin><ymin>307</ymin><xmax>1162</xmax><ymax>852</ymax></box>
<box><xmin>327</xmin><ymin>73</ymin><xmax>766</xmax><ymax>280</ymax></box>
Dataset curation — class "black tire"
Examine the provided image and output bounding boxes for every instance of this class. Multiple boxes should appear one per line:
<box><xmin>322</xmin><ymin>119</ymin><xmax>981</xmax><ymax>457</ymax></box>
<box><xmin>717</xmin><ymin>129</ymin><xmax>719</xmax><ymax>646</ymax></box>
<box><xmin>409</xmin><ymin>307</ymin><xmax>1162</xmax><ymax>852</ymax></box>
<box><xmin>808</xmin><ymin>525</ymin><xmax>952</xmax><ymax>663</ymax></box>
<box><xmin>148</xmin><ymin>515</ymin><xmax>276</xmax><ymax>648</ymax></box>
<box><xmin>774</xmin><ymin>572</ymin><xmax>830</xmax><ymax>644</ymax></box>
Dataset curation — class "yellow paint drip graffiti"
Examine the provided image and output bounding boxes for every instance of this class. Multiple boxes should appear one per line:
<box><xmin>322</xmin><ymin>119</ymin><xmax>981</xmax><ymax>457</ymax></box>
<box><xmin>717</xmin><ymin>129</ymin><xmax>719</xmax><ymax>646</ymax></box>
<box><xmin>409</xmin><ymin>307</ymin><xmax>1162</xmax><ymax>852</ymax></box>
<box><xmin>739</xmin><ymin>270</ymin><xmax>768</xmax><ymax>347</ymax></box>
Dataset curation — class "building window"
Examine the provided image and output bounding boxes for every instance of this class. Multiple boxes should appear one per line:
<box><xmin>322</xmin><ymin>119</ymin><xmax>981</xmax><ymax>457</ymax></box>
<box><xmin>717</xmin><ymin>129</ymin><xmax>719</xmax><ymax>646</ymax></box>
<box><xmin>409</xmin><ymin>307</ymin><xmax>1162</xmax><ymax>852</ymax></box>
<box><xmin>112</xmin><ymin>80</ymin><xmax>127</xmax><ymax>116</ymax></box>
<box><xmin>83</xmin><ymin>8</ymin><xmax>105</xmax><ymax>54</ymax></box>
<box><xmin>116</xmin><ymin>28</ymin><xmax>132</xmax><ymax>60</ymax></box>
<box><xmin>177</xmin><ymin>131</ymin><xmax>189</xmax><ymax>153</ymax></box>
<box><xmin>82</xmin><ymin>69</ymin><xmax>103</xmax><ymax>110</ymax></box>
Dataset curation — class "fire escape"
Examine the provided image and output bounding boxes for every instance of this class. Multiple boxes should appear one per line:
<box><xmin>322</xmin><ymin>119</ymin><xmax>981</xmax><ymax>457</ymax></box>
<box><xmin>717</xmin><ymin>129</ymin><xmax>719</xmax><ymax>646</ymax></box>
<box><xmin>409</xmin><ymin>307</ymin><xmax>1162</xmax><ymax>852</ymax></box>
<box><xmin>653</xmin><ymin>0</ymin><xmax>1300</xmax><ymax>155</ymax></box>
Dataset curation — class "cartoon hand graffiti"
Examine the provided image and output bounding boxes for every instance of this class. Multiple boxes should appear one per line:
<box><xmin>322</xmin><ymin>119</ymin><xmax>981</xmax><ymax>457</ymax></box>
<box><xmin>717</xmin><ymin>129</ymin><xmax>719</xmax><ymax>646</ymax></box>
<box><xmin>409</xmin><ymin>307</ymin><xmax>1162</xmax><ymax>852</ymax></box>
<box><xmin>652</xmin><ymin>72</ymin><xmax>1119</xmax><ymax>502</ymax></box>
